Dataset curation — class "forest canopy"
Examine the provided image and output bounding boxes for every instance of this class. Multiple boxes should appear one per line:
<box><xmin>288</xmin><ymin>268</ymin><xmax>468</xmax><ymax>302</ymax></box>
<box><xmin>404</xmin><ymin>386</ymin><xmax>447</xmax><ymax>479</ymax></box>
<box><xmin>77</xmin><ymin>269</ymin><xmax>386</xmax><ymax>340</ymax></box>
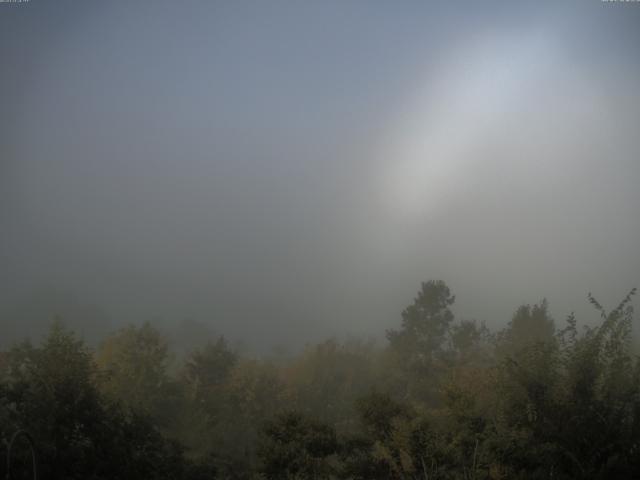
<box><xmin>1</xmin><ymin>281</ymin><xmax>638</xmax><ymax>479</ymax></box>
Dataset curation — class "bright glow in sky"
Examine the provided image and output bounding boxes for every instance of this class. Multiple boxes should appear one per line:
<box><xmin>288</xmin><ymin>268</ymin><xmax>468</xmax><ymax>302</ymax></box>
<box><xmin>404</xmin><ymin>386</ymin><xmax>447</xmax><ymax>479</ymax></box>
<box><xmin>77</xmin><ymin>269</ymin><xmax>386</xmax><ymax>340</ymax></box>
<box><xmin>1</xmin><ymin>2</ymin><xmax>639</xmax><ymax>349</ymax></box>
<box><xmin>379</xmin><ymin>29</ymin><xmax>557</xmax><ymax>220</ymax></box>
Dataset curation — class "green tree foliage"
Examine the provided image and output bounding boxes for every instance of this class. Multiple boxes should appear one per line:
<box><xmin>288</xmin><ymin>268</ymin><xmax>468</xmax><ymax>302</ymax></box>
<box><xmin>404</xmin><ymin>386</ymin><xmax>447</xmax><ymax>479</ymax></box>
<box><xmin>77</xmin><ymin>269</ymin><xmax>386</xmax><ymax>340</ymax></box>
<box><xmin>175</xmin><ymin>337</ymin><xmax>240</xmax><ymax>474</ymax></box>
<box><xmin>183</xmin><ymin>336</ymin><xmax>237</xmax><ymax>422</ymax></box>
<box><xmin>387</xmin><ymin>280</ymin><xmax>456</xmax><ymax>370</ymax></box>
<box><xmin>386</xmin><ymin>280</ymin><xmax>456</xmax><ymax>404</ymax></box>
<box><xmin>285</xmin><ymin>338</ymin><xmax>378</xmax><ymax>432</ymax></box>
<box><xmin>258</xmin><ymin>411</ymin><xmax>339</xmax><ymax>480</ymax></box>
<box><xmin>489</xmin><ymin>289</ymin><xmax>640</xmax><ymax>479</ymax></box>
<box><xmin>497</xmin><ymin>300</ymin><xmax>556</xmax><ymax>358</ymax></box>
<box><xmin>0</xmin><ymin>322</ymin><xmax>188</xmax><ymax>480</ymax></box>
<box><xmin>340</xmin><ymin>391</ymin><xmax>450</xmax><ymax>480</ymax></box>
<box><xmin>96</xmin><ymin>322</ymin><xmax>181</xmax><ymax>427</ymax></box>
<box><xmin>0</xmin><ymin>281</ymin><xmax>637</xmax><ymax>480</ymax></box>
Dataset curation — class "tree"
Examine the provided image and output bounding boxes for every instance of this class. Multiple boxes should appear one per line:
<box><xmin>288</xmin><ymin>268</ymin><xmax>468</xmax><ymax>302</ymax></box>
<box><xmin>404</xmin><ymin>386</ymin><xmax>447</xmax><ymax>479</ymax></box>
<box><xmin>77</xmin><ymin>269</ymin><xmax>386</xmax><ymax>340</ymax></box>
<box><xmin>497</xmin><ymin>300</ymin><xmax>555</xmax><ymax>358</ymax></box>
<box><xmin>0</xmin><ymin>322</ymin><xmax>189</xmax><ymax>480</ymax></box>
<box><xmin>258</xmin><ymin>411</ymin><xmax>338</xmax><ymax>480</ymax></box>
<box><xmin>197</xmin><ymin>358</ymin><xmax>287</xmax><ymax>479</ymax></box>
<box><xmin>0</xmin><ymin>321</ymin><xmax>104</xmax><ymax>479</ymax></box>
<box><xmin>284</xmin><ymin>338</ymin><xmax>378</xmax><ymax>431</ymax></box>
<box><xmin>176</xmin><ymin>337</ymin><xmax>238</xmax><ymax>464</ymax></box>
<box><xmin>95</xmin><ymin>323</ymin><xmax>180</xmax><ymax>426</ymax></box>
<box><xmin>387</xmin><ymin>280</ymin><xmax>455</xmax><ymax>370</ymax></box>
<box><xmin>184</xmin><ymin>336</ymin><xmax>237</xmax><ymax>416</ymax></box>
<box><xmin>343</xmin><ymin>391</ymin><xmax>447</xmax><ymax>480</ymax></box>
<box><xmin>490</xmin><ymin>289</ymin><xmax>640</xmax><ymax>479</ymax></box>
<box><xmin>386</xmin><ymin>280</ymin><xmax>455</xmax><ymax>403</ymax></box>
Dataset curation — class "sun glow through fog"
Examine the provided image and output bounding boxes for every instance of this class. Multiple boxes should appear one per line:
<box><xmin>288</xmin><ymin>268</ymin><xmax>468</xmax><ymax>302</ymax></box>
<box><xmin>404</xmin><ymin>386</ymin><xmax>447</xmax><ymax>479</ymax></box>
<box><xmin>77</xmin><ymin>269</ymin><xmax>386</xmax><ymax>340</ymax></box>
<box><xmin>379</xmin><ymin>31</ymin><xmax>556</xmax><ymax>220</ymax></box>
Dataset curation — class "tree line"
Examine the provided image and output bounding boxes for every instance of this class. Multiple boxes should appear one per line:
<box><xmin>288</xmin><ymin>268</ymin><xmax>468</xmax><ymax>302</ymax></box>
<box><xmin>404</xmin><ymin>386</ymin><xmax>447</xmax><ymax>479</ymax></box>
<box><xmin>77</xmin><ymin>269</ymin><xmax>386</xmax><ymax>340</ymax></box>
<box><xmin>1</xmin><ymin>280</ymin><xmax>638</xmax><ymax>479</ymax></box>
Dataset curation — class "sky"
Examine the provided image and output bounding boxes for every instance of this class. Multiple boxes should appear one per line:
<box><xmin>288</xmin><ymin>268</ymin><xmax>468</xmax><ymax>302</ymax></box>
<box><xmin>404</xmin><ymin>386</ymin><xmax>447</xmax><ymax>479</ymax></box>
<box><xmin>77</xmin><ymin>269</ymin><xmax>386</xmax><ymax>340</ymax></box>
<box><xmin>1</xmin><ymin>1</ymin><xmax>640</xmax><ymax>351</ymax></box>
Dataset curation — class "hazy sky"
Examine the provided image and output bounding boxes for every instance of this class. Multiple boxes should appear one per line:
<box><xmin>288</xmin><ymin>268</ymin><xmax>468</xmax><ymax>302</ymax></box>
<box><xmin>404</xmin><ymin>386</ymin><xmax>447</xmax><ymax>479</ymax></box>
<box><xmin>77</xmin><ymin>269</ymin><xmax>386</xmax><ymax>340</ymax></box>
<box><xmin>2</xmin><ymin>1</ymin><xmax>639</xmax><ymax>350</ymax></box>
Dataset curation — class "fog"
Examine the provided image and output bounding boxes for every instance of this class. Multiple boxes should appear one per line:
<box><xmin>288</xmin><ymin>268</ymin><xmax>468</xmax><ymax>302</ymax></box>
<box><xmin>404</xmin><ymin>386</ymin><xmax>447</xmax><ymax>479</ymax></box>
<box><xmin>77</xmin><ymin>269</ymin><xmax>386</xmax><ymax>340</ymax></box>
<box><xmin>2</xmin><ymin>1</ymin><xmax>639</xmax><ymax>351</ymax></box>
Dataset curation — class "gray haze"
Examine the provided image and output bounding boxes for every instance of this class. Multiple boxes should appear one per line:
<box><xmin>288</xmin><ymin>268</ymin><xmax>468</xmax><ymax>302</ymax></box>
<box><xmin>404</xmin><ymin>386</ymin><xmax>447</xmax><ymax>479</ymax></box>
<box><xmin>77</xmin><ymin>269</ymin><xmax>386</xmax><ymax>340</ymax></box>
<box><xmin>2</xmin><ymin>1</ymin><xmax>640</xmax><ymax>350</ymax></box>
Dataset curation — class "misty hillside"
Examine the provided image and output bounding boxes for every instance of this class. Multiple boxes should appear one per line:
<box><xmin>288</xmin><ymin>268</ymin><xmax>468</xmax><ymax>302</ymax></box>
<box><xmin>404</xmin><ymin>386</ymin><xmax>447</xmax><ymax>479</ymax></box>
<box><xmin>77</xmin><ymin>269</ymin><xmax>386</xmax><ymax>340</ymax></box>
<box><xmin>2</xmin><ymin>1</ymin><xmax>640</xmax><ymax>479</ymax></box>
<box><xmin>1</xmin><ymin>281</ymin><xmax>639</xmax><ymax>479</ymax></box>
